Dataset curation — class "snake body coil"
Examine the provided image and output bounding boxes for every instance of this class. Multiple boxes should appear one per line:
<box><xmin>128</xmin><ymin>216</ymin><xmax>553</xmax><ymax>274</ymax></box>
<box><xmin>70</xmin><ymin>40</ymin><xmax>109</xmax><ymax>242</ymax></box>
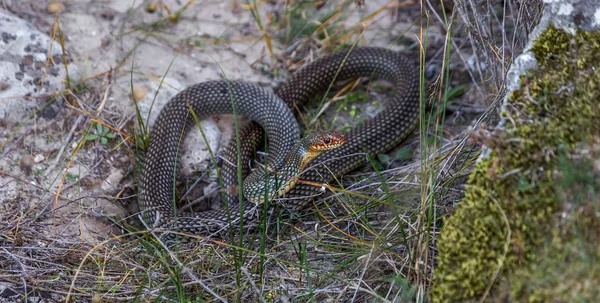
<box><xmin>138</xmin><ymin>47</ymin><xmax>419</xmax><ymax>236</ymax></box>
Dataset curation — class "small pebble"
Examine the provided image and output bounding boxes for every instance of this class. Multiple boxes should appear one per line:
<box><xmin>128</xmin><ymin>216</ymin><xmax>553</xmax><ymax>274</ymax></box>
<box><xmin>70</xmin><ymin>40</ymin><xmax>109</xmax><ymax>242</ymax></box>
<box><xmin>145</xmin><ymin>3</ymin><xmax>159</xmax><ymax>13</ymax></box>
<box><xmin>34</xmin><ymin>154</ymin><xmax>45</xmax><ymax>163</ymax></box>
<box><xmin>47</xmin><ymin>2</ymin><xmax>65</xmax><ymax>14</ymax></box>
<box><xmin>101</xmin><ymin>169</ymin><xmax>124</xmax><ymax>192</ymax></box>
<box><xmin>132</xmin><ymin>87</ymin><xmax>147</xmax><ymax>102</ymax></box>
<box><xmin>19</xmin><ymin>155</ymin><xmax>35</xmax><ymax>176</ymax></box>
<box><xmin>91</xmin><ymin>294</ymin><xmax>101</xmax><ymax>303</ymax></box>
<box><xmin>0</xmin><ymin>81</ymin><xmax>10</xmax><ymax>91</ymax></box>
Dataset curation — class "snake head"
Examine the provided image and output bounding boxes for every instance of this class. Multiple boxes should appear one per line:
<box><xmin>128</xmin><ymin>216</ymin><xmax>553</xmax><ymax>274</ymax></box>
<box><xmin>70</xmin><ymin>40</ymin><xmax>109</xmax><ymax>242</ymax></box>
<box><xmin>295</xmin><ymin>130</ymin><xmax>346</xmax><ymax>171</ymax></box>
<box><xmin>306</xmin><ymin>131</ymin><xmax>346</xmax><ymax>152</ymax></box>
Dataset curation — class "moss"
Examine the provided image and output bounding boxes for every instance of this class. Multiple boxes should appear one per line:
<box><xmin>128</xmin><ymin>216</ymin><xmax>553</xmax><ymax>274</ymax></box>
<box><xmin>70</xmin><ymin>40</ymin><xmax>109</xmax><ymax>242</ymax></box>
<box><xmin>510</xmin><ymin>146</ymin><xmax>600</xmax><ymax>302</ymax></box>
<box><xmin>431</xmin><ymin>25</ymin><xmax>600</xmax><ymax>302</ymax></box>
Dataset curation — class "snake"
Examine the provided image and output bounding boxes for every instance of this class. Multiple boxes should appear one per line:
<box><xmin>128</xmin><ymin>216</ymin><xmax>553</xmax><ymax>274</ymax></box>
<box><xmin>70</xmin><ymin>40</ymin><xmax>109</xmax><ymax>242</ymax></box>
<box><xmin>138</xmin><ymin>47</ymin><xmax>420</xmax><ymax>237</ymax></box>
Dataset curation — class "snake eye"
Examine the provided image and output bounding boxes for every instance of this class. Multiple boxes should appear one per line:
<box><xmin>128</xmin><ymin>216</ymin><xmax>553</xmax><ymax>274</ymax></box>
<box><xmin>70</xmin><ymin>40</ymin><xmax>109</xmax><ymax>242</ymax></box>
<box><xmin>323</xmin><ymin>137</ymin><xmax>331</xmax><ymax>144</ymax></box>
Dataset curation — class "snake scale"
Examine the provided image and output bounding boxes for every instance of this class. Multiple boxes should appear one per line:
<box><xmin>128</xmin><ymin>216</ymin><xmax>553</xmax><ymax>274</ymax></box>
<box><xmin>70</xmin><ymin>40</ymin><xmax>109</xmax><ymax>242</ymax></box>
<box><xmin>138</xmin><ymin>47</ymin><xmax>420</xmax><ymax>237</ymax></box>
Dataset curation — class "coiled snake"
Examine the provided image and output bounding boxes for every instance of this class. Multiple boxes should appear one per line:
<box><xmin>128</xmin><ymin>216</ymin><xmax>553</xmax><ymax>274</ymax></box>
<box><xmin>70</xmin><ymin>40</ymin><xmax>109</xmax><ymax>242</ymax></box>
<box><xmin>138</xmin><ymin>47</ymin><xmax>419</xmax><ymax>237</ymax></box>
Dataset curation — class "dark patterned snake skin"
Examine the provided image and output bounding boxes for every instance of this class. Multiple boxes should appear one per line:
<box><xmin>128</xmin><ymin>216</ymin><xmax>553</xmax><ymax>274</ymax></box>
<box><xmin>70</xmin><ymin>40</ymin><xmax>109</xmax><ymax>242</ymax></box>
<box><xmin>138</xmin><ymin>47</ymin><xmax>420</xmax><ymax>237</ymax></box>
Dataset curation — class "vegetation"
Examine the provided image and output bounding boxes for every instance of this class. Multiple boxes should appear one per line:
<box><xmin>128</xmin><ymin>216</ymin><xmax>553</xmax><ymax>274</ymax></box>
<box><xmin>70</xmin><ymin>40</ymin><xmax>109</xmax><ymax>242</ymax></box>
<box><xmin>432</xmin><ymin>25</ymin><xmax>600</xmax><ymax>302</ymax></box>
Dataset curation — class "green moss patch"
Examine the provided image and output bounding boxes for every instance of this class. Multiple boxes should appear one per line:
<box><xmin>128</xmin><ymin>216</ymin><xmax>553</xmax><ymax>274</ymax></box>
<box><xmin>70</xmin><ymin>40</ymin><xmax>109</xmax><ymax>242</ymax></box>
<box><xmin>509</xmin><ymin>143</ymin><xmax>600</xmax><ymax>301</ymax></box>
<box><xmin>431</xmin><ymin>25</ymin><xmax>600</xmax><ymax>302</ymax></box>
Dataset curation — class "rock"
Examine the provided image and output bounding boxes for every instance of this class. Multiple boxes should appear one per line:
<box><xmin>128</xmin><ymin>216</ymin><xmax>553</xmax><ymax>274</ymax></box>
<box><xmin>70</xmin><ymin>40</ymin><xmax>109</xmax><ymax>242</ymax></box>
<box><xmin>179</xmin><ymin>118</ymin><xmax>222</xmax><ymax>176</ymax></box>
<box><xmin>101</xmin><ymin>169</ymin><xmax>124</xmax><ymax>192</ymax></box>
<box><xmin>0</xmin><ymin>10</ymin><xmax>74</xmax><ymax>124</ymax></box>
<box><xmin>33</xmin><ymin>154</ymin><xmax>45</xmax><ymax>163</ymax></box>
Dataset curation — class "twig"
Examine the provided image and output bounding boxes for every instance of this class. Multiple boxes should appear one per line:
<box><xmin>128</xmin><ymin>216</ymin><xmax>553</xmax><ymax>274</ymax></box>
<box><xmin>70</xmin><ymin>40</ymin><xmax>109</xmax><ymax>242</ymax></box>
<box><xmin>46</xmin><ymin>115</ymin><xmax>85</xmax><ymax>175</ymax></box>
<box><xmin>0</xmin><ymin>135</ymin><xmax>25</xmax><ymax>158</ymax></box>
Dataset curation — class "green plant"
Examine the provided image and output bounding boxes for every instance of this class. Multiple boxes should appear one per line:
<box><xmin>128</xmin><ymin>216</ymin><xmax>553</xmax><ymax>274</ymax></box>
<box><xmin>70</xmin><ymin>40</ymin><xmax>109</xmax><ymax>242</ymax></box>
<box><xmin>65</xmin><ymin>172</ymin><xmax>79</xmax><ymax>182</ymax></box>
<box><xmin>86</xmin><ymin>123</ymin><xmax>115</xmax><ymax>145</ymax></box>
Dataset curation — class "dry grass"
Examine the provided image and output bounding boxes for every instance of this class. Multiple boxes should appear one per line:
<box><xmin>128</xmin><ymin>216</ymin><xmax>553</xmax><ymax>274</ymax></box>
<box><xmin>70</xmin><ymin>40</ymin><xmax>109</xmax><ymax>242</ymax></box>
<box><xmin>0</xmin><ymin>0</ymin><xmax>542</xmax><ymax>301</ymax></box>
